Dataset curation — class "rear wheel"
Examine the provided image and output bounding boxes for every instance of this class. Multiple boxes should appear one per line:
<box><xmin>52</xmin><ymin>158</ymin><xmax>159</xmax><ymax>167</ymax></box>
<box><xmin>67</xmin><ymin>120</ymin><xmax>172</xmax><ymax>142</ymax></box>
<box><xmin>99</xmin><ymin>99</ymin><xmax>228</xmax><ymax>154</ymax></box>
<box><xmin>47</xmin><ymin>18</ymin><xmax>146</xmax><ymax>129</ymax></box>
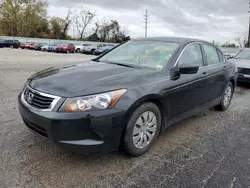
<box><xmin>123</xmin><ymin>102</ymin><xmax>161</xmax><ymax>157</ymax></box>
<box><xmin>76</xmin><ymin>48</ymin><xmax>80</xmax><ymax>53</ymax></box>
<box><xmin>215</xmin><ymin>82</ymin><xmax>233</xmax><ymax>111</ymax></box>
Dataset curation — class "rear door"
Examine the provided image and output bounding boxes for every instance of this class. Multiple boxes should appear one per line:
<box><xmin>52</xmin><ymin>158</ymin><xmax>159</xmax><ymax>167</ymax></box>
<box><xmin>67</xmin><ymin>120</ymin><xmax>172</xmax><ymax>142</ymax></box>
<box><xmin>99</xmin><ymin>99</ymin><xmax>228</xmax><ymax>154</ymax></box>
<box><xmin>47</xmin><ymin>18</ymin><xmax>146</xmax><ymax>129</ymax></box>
<box><xmin>201</xmin><ymin>44</ymin><xmax>227</xmax><ymax>102</ymax></box>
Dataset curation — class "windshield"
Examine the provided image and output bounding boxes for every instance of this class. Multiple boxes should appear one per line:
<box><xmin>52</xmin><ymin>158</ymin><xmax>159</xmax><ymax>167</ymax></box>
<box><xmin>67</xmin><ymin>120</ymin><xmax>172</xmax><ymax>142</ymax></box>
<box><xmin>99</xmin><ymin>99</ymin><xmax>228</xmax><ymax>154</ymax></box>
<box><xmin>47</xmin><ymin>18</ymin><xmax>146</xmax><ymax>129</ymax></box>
<box><xmin>99</xmin><ymin>40</ymin><xmax>179</xmax><ymax>69</ymax></box>
<box><xmin>59</xmin><ymin>43</ymin><xmax>68</xmax><ymax>46</ymax></box>
<box><xmin>235</xmin><ymin>50</ymin><xmax>250</xmax><ymax>60</ymax></box>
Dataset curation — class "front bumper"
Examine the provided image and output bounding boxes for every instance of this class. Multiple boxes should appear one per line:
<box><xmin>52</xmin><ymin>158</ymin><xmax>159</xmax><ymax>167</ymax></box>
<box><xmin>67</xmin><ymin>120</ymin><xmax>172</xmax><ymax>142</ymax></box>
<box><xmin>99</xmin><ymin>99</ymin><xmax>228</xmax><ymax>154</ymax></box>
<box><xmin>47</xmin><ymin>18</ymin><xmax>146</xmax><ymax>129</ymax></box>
<box><xmin>237</xmin><ymin>74</ymin><xmax>250</xmax><ymax>83</ymax></box>
<box><xmin>18</xmin><ymin>94</ymin><xmax>126</xmax><ymax>153</ymax></box>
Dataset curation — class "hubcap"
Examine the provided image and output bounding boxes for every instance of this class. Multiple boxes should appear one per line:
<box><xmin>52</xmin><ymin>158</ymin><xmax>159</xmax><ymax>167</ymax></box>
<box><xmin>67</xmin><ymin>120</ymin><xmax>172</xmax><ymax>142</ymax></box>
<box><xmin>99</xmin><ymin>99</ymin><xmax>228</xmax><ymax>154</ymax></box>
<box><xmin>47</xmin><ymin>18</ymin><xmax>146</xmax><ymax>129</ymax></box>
<box><xmin>132</xmin><ymin>111</ymin><xmax>157</xmax><ymax>149</ymax></box>
<box><xmin>223</xmin><ymin>85</ymin><xmax>232</xmax><ymax>107</ymax></box>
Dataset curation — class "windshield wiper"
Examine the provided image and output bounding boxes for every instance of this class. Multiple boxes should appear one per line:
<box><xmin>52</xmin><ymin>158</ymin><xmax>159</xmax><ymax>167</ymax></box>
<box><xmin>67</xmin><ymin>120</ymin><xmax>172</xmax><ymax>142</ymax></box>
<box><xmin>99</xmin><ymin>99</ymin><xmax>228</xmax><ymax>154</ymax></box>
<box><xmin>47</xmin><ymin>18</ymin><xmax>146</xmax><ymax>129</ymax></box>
<box><xmin>92</xmin><ymin>58</ymin><xmax>100</xmax><ymax>62</ymax></box>
<box><xmin>101</xmin><ymin>61</ymin><xmax>141</xmax><ymax>69</ymax></box>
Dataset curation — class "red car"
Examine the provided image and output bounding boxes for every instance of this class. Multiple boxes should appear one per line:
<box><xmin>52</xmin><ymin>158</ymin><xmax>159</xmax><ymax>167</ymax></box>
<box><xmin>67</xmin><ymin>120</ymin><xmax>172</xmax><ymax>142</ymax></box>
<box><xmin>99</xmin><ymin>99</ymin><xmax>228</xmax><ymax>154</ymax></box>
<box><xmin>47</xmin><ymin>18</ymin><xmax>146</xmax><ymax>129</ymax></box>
<box><xmin>56</xmin><ymin>43</ymin><xmax>75</xmax><ymax>53</ymax></box>
<box><xmin>28</xmin><ymin>43</ymin><xmax>37</xmax><ymax>50</ymax></box>
<box><xmin>20</xmin><ymin>43</ymin><xmax>31</xmax><ymax>49</ymax></box>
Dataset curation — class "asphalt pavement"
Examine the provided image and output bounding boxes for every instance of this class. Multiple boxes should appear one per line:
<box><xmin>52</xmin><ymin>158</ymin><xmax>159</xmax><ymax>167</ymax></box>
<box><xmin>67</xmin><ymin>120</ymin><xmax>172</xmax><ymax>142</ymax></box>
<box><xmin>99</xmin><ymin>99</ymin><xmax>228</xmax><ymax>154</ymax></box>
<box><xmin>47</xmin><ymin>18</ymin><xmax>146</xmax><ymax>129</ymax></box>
<box><xmin>0</xmin><ymin>49</ymin><xmax>250</xmax><ymax>188</ymax></box>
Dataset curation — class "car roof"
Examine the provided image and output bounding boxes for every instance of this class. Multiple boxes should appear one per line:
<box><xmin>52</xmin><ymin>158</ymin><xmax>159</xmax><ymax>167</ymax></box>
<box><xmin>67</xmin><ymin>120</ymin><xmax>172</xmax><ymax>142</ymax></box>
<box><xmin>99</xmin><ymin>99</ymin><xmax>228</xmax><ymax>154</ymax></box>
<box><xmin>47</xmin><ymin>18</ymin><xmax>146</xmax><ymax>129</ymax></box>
<box><xmin>133</xmin><ymin>37</ymin><xmax>208</xmax><ymax>44</ymax></box>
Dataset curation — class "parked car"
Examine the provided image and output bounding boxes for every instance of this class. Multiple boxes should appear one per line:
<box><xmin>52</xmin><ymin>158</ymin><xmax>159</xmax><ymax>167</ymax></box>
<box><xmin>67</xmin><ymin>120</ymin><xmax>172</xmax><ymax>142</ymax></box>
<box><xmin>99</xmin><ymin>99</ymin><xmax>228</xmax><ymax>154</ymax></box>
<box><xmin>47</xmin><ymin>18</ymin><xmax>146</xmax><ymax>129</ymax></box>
<box><xmin>20</xmin><ymin>43</ymin><xmax>32</xmax><ymax>49</ymax></box>
<box><xmin>28</xmin><ymin>43</ymin><xmax>38</xmax><ymax>50</ymax></box>
<box><xmin>220</xmin><ymin>48</ymin><xmax>242</xmax><ymax>60</ymax></box>
<box><xmin>56</xmin><ymin>43</ymin><xmax>75</xmax><ymax>53</ymax></box>
<box><xmin>82</xmin><ymin>43</ymin><xmax>108</xmax><ymax>54</ymax></box>
<box><xmin>18</xmin><ymin>37</ymin><xmax>237</xmax><ymax>156</ymax></box>
<box><xmin>229</xmin><ymin>48</ymin><xmax>250</xmax><ymax>83</ymax></box>
<box><xmin>0</xmin><ymin>40</ymin><xmax>20</xmax><ymax>48</ymax></box>
<box><xmin>35</xmin><ymin>43</ymin><xmax>47</xmax><ymax>51</ymax></box>
<box><xmin>41</xmin><ymin>44</ymin><xmax>49</xmax><ymax>51</ymax></box>
<box><xmin>47</xmin><ymin>43</ymin><xmax>59</xmax><ymax>52</ymax></box>
<box><xmin>75</xmin><ymin>43</ymin><xmax>89</xmax><ymax>53</ymax></box>
<box><xmin>93</xmin><ymin>45</ymin><xmax>115</xmax><ymax>55</ymax></box>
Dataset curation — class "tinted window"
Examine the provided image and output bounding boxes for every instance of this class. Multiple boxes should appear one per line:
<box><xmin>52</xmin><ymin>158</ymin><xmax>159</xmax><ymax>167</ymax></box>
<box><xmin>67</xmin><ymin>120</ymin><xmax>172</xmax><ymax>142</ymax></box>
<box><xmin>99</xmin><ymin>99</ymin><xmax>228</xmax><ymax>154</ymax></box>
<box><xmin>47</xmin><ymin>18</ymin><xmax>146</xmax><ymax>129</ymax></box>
<box><xmin>203</xmin><ymin>45</ymin><xmax>220</xmax><ymax>65</ymax></box>
<box><xmin>179</xmin><ymin>43</ymin><xmax>203</xmax><ymax>66</ymax></box>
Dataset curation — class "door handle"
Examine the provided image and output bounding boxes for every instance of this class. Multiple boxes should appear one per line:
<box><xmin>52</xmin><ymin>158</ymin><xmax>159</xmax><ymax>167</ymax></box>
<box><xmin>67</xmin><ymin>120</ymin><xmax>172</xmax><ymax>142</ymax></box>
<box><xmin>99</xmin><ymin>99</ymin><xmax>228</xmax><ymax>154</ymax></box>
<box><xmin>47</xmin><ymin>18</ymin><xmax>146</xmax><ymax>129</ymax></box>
<box><xmin>202</xmin><ymin>72</ymin><xmax>208</xmax><ymax>76</ymax></box>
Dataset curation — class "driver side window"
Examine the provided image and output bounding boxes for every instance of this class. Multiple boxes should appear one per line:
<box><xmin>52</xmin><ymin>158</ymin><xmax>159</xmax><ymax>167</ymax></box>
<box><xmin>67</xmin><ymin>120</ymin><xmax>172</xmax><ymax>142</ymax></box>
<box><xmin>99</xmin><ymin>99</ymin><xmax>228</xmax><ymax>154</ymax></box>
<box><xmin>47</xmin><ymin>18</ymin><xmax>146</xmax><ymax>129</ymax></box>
<box><xmin>179</xmin><ymin>43</ymin><xmax>203</xmax><ymax>66</ymax></box>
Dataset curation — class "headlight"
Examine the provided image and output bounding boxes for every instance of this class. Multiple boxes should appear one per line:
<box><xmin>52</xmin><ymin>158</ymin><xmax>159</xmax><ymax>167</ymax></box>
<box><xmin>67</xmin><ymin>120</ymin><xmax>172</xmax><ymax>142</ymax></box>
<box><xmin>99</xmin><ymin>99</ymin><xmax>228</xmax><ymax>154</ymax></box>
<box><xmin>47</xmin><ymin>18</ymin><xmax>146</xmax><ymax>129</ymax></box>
<box><xmin>59</xmin><ymin>89</ymin><xmax>127</xmax><ymax>112</ymax></box>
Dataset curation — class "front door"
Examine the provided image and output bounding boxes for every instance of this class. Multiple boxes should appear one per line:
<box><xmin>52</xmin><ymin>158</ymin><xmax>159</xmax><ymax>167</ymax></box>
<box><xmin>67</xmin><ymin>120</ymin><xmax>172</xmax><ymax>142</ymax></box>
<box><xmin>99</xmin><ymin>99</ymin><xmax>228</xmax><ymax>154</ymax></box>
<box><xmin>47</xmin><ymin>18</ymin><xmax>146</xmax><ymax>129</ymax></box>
<box><xmin>165</xmin><ymin>43</ymin><xmax>208</xmax><ymax>120</ymax></box>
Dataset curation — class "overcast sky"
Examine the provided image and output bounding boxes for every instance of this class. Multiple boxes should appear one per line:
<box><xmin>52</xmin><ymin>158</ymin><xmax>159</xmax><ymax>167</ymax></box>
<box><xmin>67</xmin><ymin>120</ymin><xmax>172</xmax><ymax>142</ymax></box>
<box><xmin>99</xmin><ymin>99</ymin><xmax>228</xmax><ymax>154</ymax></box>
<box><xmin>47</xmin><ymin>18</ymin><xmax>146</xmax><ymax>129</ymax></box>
<box><xmin>48</xmin><ymin>0</ymin><xmax>248</xmax><ymax>44</ymax></box>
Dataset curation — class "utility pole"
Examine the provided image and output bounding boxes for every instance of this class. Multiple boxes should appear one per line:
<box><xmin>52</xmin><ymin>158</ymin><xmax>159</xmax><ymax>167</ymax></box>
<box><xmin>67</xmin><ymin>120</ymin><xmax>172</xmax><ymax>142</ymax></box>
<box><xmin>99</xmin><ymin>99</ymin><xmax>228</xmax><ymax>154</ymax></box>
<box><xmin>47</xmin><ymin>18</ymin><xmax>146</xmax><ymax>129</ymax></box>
<box><xmin>248</xmin><ymin>2</ymin><xmax>250</xmax><ymax>47</ymax></box>
<box><xmin>144</xmin><ymin>9</ymin><xmax>149</xmax><ymax>37</ymax></box>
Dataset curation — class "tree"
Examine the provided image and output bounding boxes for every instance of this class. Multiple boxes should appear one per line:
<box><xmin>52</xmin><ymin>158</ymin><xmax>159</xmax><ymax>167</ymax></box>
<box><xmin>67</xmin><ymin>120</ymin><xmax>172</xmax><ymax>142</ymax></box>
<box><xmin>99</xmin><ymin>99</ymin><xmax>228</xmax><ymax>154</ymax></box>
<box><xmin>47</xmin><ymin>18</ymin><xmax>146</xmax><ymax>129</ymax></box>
<box><xmin>235</xmin><ymin>37</ymin><xmax>243</xmax><ymax>48</ymax></box>
<box><xmin>94</xmin><ymin>20</ymin><xmax>130</xmax><ymax>43</ymax></box>
<box><xmin>49</xmin><ymin>10</ymin><xmax>71</xmax><ymax>39</ymax></box>
<box><xmin>88</xmin><ymin>22</ymin><xmax>100</xmax><ymax>41</ymax></box>
<box><xmin>221</xmin><ymin>41</ymin><xmax>237</xmax><ymax>48</ymax></box>
<box><xmin>0</xmin><ymin>0</ymin><xmax>48</xmax><ymax>37</ymax></box>
<box><xmin>74</xmin><ymin>6</ymin><xmax>95</xmax><ymax>39</ymax></box>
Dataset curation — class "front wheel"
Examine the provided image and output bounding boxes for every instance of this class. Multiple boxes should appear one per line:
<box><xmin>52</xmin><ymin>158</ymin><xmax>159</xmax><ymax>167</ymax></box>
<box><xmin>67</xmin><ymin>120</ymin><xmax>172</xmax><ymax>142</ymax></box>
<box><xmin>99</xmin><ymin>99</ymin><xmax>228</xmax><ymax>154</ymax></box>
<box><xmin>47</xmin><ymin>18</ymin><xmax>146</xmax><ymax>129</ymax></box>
<box><xmin>215</xmin><ymin>82</ymin><xmax>233</xmax><ymax>111</ymax></box>
<box><xmin>123</xmin><ymin>102</ymin><xmax>161</xmax><ymax>157</ymax></box>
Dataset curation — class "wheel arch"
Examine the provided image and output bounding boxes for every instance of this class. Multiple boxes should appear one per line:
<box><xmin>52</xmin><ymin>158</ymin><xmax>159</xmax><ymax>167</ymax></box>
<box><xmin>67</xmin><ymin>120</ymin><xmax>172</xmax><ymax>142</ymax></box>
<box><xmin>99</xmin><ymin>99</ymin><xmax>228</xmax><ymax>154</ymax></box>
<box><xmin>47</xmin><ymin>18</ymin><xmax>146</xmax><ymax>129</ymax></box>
<box><xmin>229</xmin><ymin>77</ymin><xmax>236</xmax><ymax>92</ymax></box>
<box><xmin>120</xmin><ymin>94</ymin><xmax>167</xmax><ymax>143</ymax></box>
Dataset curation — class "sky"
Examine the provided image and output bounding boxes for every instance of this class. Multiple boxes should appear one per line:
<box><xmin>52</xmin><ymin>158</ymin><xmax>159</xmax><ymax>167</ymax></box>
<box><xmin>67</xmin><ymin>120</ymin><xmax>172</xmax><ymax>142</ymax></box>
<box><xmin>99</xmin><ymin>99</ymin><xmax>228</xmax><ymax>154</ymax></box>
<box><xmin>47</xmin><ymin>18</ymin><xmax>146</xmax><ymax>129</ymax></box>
<box><xmin>47</xmin><ymin>0</ymin><xmax>249</xmax><ymax>44</ymax></box>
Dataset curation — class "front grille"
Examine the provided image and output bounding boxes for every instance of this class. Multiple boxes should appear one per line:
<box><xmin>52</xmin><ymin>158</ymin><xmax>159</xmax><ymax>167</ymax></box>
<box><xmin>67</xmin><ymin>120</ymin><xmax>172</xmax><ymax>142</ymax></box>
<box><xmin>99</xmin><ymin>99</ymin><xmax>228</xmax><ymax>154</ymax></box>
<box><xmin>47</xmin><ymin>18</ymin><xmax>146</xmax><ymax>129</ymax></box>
<box><xmin>23</xmin><ymin>118</ymin><xmax>48</xmax><ymax>138</ymax></box>
<box><xmin>23</xmin><ymin>87</ymin><xmax>54</xmax><ymax>109</ymax></box>
<box><xmin>238</xmin><ymin>67</ymin><xmax>250</xmax><ymax>75</ymax></box>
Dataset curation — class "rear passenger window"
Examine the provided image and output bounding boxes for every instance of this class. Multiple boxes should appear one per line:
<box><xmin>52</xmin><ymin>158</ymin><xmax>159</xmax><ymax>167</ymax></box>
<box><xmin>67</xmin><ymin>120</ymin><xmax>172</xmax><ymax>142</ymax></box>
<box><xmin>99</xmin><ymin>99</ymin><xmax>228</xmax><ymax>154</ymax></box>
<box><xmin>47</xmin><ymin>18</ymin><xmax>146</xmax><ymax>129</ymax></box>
<box><xmin>202</xmin><ymin>45</ymin><xmax>220</xmax><ymax>65</ymax></box>
<box><xmin>178</xmin><ymin>43</ymin><xmax>203</xmax><ymax>66</ymax></box>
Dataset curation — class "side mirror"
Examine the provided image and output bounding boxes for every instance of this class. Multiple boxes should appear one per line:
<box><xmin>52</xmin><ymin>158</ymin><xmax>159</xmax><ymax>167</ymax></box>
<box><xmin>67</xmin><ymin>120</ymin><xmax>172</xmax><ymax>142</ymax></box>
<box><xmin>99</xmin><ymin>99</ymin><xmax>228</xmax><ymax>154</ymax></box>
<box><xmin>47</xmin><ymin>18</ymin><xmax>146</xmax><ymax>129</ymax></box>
<box><xmin>179</xmin><ymin>63</ymin><xmax>199</xmax><ymax>74</ymax></box>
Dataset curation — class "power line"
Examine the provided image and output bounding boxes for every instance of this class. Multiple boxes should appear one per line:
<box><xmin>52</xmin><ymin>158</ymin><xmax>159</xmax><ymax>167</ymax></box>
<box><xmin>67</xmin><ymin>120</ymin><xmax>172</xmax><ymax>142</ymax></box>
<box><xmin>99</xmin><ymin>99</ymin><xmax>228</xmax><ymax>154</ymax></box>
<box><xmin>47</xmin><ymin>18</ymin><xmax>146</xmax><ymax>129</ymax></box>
<box><xmin>144</xmin><ymin>9</ymin><xmax>149</xmax><ymax>37</ymax></box>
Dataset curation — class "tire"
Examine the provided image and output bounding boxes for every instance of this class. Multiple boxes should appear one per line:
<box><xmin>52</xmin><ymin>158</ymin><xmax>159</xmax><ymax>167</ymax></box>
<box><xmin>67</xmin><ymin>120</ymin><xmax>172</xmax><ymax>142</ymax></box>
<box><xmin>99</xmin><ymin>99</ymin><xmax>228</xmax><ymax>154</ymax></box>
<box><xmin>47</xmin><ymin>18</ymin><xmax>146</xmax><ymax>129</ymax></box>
<box><xmin>123</xmin><ymin>102</ymin><xmax>161</xmax><ymax>157</ymax></box>
<box><xmin>66</xmin><ymin>50</ymin><xmax>70</xmax><ymax>54</ymax></box>
<box><xmin>91</xmin><ymin>49</ymin><xmax>95</xmax><ymax>55</ymax></box>
<box><xmin>76</xmin><ymin>48</ymin><xmax>80</xmax><ymax>53</ymax></box>
<box><xmin>215</xmin><ymin>82</ymin><xmax>234</xmax><ymax>111</ymax></box>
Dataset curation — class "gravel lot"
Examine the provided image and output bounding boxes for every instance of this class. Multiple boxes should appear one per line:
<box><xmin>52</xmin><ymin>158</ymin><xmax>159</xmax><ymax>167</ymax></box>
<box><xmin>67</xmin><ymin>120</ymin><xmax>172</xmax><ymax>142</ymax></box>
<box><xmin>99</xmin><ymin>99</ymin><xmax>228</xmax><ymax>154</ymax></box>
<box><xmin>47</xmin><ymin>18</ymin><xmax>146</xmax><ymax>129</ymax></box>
<box><xmin>1</xmin><ymin>48</ymin><xmax>250</xmax><ymax>188</ymax></box>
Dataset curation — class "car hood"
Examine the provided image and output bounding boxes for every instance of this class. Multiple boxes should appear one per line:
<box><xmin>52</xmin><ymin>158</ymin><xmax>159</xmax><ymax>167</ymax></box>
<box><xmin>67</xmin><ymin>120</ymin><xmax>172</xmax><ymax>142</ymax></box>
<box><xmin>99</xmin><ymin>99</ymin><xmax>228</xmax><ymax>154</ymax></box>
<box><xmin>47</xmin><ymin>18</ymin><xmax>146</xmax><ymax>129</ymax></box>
<box><xmin>28</xmin><ymin>61</ymin><xmax>163</xmax><ymax>97</ymax></box>
<box><xmin>229</xmin><ymin>58</ymin><xmax>250</xmax><ymax>68</ymax></box>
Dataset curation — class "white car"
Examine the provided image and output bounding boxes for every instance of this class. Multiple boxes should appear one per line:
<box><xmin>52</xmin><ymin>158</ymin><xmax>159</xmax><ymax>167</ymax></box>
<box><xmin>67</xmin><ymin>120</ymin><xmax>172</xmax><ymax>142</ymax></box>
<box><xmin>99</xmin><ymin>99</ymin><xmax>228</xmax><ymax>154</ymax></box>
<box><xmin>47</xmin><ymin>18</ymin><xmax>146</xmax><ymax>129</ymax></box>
<box><xmin>82</xmin><ymin>43</ymin><xmax>108</xmax><ymax>54</ymax></box>
<box><xmin>41</xmin><ymin>45</ymin><xmax>49</xmax><ymax>51</ymax></box>
<box><xmin>74</xmin><ymin>43</ymin><xmax>88</xmax><ymax>53</ymax></box>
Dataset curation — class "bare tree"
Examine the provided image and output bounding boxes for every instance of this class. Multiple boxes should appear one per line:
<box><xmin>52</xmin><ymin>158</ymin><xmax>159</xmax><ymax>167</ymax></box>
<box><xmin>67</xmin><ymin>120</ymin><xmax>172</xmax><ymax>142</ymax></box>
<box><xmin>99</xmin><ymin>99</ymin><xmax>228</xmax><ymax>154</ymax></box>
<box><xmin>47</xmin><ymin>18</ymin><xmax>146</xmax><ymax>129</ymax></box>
<box><xmin>74</xmin><ymin>6</ymin><xmax>95</xmax><ymax>39</ymax></box>
<box><xmin>62</xmin><ymin>9</ymin><xmax>72</xmax><ymax>39</ymax></box>
<box><xmin>235</xmin><ymin>37</ymin><xmax>242</xmax><ymax>48</ymax></box>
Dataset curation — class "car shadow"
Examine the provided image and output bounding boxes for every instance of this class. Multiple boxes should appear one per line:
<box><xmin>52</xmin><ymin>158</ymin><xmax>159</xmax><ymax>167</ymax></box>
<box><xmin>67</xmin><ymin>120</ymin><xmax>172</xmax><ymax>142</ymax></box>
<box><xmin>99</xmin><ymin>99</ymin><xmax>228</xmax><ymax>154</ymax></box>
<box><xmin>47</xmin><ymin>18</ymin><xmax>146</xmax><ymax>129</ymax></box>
<box><xmin>237</xmin><ymin>82</ymin><xmax>250</xmax><ymax>89</ymax></box>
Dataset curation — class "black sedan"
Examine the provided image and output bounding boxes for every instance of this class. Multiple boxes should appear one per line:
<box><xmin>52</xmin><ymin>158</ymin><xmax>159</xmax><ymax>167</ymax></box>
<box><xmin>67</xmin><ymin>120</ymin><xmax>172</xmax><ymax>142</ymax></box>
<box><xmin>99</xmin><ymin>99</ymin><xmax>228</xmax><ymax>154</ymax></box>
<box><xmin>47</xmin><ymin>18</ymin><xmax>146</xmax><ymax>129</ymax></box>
<box><xmin>18</xmin><ymin>37</ymin><xmax>237</xmax><ymax>156</ymax></box>
<box><xmin>229</xmin><ymin>49</ymin><xmax>250</xmax><ymax>83</ymax></box>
